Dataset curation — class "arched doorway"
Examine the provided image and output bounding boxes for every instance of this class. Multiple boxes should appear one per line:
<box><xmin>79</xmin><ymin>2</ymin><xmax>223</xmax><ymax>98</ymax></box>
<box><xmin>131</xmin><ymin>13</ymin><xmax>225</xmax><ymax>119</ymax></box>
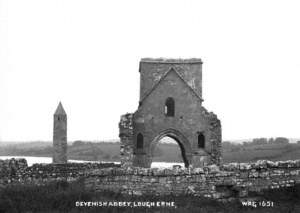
<box><xmin>149</xmin><ymin>129</ymin><xmax>192</xmax><ymax>168</ymax></box>
<box><xmin>151</xmin><ymin>136</ymin><xmax>185</xmax><ymax>168</ymax></box>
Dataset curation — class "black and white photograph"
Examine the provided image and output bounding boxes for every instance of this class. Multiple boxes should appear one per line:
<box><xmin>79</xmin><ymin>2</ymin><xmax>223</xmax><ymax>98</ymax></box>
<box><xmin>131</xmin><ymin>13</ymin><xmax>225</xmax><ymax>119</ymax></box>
<box><xmin>1</xmin><ymin>0</ymin><xmax>300</xmax><ymax>212</ymax></box>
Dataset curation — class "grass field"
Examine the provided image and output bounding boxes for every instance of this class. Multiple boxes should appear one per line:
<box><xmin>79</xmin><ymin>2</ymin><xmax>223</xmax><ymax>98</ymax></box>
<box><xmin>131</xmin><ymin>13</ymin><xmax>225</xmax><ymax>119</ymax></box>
<box><xmin>0</xmin><ymin>180</ymin><xmax>300</xmax><ymax>213</ymax></box>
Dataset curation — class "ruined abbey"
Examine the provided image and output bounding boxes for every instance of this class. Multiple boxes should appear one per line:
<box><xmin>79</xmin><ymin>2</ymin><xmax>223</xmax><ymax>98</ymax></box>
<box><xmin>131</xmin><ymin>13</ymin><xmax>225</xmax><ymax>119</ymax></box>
<box><xmin>1</xmin><ymin>58</ymin><xmax>300</xmax><ymax>201</ymax></box>
<box><xmin>52</xmin><ymin>58</ymin><xmax>222</xmax><ymax>168</ymax></box>
<box><xmin>119</xmin><ymin>58</ymin><xmax>222</xmax><ymax>168</ymax></box>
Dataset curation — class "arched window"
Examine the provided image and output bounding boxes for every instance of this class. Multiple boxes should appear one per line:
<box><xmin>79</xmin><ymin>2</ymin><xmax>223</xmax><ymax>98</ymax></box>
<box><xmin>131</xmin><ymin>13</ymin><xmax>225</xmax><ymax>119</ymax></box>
<box><xmin>137</xmin><ymin>133</ymin><xmax>144</xmax><ymax>149</ymax></box>
<box><xmin>165</xmin><ymin>97</ymin><xmax>175</xmax><ymax>117</ymax></box>
<box><xmin>198</xmin><ymin>133</ymin><xmax>205</xmax><ymax>148</ymax></box>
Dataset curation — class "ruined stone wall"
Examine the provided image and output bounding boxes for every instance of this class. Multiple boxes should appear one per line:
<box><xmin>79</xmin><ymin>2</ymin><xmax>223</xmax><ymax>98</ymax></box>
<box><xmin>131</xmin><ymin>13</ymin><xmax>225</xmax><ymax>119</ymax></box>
<box><xmin>2</xmin><ymin>158</ymin><xmax>300</xmax><ymax>201</ymax></box>
<box><xmin>202</xmin><ymin>109</ymin><xmax>222</xmax><ymax>165</ymax></box>
<box><xmin>119</xmin><ymin>113</ymin><xmax>134</xmax><ymax>167</ymax></box>
<box><xmin>84</xmin><ymin>160</ymin><xmax>300</xmax><ymax>199</ymax></box>
<box><xmin>0</xmin><ymin>158</ymin><xmax>28</xmax><ymax>179</ymax></box>
<box><xmin>0</xmin><ymin>159</ymin><xmax>119</xmax><ymax>186</ymax></box>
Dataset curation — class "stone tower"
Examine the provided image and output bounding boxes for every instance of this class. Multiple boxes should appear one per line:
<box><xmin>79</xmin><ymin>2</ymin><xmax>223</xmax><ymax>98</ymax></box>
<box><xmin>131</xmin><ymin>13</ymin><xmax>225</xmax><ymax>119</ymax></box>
<box><xmin>53</xmin><ymin>102</ymin><xmax>67</xmax><ymax>164</ymax></box>
<box><xmin>119</xmin><ymin>58</ymin><xmax>222</xmax><ymax>168</ymax></box>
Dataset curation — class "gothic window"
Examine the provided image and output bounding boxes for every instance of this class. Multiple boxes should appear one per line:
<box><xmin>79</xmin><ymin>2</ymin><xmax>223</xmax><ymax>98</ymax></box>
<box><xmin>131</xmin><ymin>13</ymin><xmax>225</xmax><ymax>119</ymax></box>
<box><xmin>137</xmin><ymin>133</ymin><xmax>144</xmax><ymax>149</ymax></box>
<box><xmin>165</xmin><ymin>97</ymin><xmax>175</xmax><ymax>117</ymax></box>
<box><xmin>198</xmin><ymin>132</ymin><xmax>205</xmax><ymax>148</ymax></box>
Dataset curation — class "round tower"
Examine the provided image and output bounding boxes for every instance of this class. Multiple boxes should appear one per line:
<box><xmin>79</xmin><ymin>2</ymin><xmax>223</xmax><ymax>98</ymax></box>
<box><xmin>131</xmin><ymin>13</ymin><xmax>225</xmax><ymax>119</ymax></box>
<box><xmin>53</xmin><ymin>102</ymin><xmax>67</xmax><ymax>164</ymax></box>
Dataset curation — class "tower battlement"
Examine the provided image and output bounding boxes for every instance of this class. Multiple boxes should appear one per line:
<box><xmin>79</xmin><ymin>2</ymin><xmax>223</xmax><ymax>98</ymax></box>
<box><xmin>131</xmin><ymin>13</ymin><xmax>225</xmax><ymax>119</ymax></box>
<box><xmin>140</xmin><ymin>58</ymin><xmax>203</xmax><ymax>64</ymax></box>
<box><xmin>139</xmin><ymin>58</ymin><xmax>203</xmax><ymax>103</ymax></box>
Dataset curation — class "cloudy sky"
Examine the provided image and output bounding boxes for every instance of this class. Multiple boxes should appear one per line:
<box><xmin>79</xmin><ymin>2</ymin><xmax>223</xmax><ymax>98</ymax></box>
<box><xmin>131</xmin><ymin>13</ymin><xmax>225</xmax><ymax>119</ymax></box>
<box><xmin>0</xmin><ymin>0</ymin><xmax>300</xmax><ymax>142</ymax></box>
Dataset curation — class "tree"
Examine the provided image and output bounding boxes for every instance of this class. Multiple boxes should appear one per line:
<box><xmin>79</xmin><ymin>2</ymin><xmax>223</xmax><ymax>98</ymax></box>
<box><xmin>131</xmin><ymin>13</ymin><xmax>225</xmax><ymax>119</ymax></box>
<box><xmin>274</xmin><ymin>137</ymin><xmax>289</xmax><ymax>144</ymax></box>
<box><xmin>252</xmin><ymin>138</ymin><xmax>268</xmax><ymax>145</ymax></box>
<box><xmin>72</xmin><ymin>140</ymin><xmax>85</xmax><ymax>146</ymax></box>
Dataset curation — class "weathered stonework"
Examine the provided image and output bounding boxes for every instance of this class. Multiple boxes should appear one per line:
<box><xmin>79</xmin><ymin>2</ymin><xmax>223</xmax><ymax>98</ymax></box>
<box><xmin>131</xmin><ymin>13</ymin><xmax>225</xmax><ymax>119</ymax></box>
<box><xmin>85</xmin><ymin>159</ymin><xmax>300</xmax><ymax>199</ymax></box>
<box><xmin>53</xmin><ymin>102</ymin><xmax>67</xmax><ymax>164</ymax></box>
<box><xmin>119</xmin><ymin>58</ymin><xmax>222</xmax><ymax>168</ymax></box>
<box><xmin>0</xmin><ymin>158</ymin><xmax>119</xmax><ymax>186</ymax></box>
<box><xmin>1</xmin><ymin>158</ymin><xmax>300</xmax><ymax>201</ymax></box>
<box><xmin>0</xmin><ymin>158</ymin><xmax>27</xmax><ymax>180</ymax></box>
<box><xmin>119</xmin><ymin>113</ymin><xmax>134</xmax><ymax>168</ymax></box>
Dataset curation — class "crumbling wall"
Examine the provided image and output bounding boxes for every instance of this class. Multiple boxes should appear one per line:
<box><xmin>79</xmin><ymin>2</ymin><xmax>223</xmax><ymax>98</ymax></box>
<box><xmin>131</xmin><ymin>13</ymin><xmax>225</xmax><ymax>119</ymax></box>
<box><xmin>2</xmin><ymin>158</ymin><xmax>300</xmax><ymax>201</ymax></box>
<box><xmin>0</xmin><ymin>159</ymin><xmax>119</xmax><ymax>186</ymax></box>
<box><xmin>202</xmin><ymin>109</ymin><xmax>222</xmax><ymax>165</ymax></box>
<box><xmin>0</xmin><ymin>158</ymin><xmax>27</xmax><ymax>179</ymax></box>
<box><xmin>84</xmin><ymin>160</ymin><xmax>300</xmax><ymax>199</ymax></box>
<box><xmin>119</xmin><ymin>113</ymin><xmax>134</xmax><ymax>167</ymax></box>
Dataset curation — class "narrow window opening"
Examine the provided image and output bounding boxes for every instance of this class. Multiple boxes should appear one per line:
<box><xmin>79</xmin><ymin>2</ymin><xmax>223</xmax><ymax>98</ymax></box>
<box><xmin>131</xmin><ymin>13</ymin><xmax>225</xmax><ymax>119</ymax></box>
<box><xmin>165</xmin><ymin>97</ymin><xmax>175</xmax><ymax>117</ymax></box>
<box><xmin>137</xmin><ymin>133</ymin><xmax>144</xmax><ymax>149</ymax></box>
<box><xmin>198</xmin><ymin>133</ymin><xmax>205</xmax><ymax>148</ymax></box>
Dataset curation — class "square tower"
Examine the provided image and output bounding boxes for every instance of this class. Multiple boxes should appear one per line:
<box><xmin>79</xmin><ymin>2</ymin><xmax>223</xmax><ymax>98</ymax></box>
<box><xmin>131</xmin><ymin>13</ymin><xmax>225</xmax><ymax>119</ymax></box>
<box><xmin>139</xmin><ymin>58</ymin><xmax>203</xmax><ymax>105</ymax></box>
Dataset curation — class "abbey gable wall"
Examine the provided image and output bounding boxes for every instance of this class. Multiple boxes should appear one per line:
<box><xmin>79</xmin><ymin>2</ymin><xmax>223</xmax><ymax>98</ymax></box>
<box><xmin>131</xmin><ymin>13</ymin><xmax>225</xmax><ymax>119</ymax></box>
<box><xmin>119</xmin><ymin>58</ymin><xmax>222</xmax><ymax>168</ymax></box>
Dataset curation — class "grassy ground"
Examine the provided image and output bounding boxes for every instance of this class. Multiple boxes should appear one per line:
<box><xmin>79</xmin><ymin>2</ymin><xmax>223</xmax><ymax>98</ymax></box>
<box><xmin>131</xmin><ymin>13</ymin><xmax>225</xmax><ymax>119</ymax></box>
<box><xmin>0</xmin><ymin>180</ymin><xmax>300</xmax><ymax>213</ymax></box>
<box><xmin>1</xmin><ymin>141</ymin><xmax>300</xmax><ymax>163</ymax></box>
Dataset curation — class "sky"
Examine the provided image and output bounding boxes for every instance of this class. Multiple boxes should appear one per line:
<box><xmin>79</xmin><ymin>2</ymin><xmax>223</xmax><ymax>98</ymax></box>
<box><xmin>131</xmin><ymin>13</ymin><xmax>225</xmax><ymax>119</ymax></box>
<box><xmin>0</xmin><ymin>0</ymin><xmax>300</xmax><ymax>142</ymax></box>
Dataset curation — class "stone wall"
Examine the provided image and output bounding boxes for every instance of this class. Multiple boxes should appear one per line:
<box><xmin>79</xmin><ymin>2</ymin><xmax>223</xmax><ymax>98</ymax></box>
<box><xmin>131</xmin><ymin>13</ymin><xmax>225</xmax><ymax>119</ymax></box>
<box><xmin>202</xmin><ymin>109</ymin><xmax>222</xmax><ymax>165</ymax></box>
<box><xmin>1</xmin><ymin>158</ymin><xmax>300</xmax><ymax>201</ymax></box>
<box><xmin>0</xmin><ymin>158</ymin><xmax>28</xmax><ymax>179</ymax></box>
<box><xmin>119</xmin><ymin>113</ymin><xmax>134</xmax><ymax>167</ymax></box>
<box><xmin>0</xmin><ymin>158</ymin><xmax>119</xmax><ymax>186</ymax></box>
<box><xmin>84</xmin><ymin>160</ymin><xmax>300</xmax><ymax>199</ymax></box>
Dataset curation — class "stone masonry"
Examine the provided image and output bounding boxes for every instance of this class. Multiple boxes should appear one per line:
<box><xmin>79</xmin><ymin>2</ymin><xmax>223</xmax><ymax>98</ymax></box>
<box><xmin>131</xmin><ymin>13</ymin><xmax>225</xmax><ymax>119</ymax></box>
<box><xmin>1</xmin><ymin>158</ymin><xmax>300</xmax><ymax>201</ymax></box>
<box><xmin>85</xmin><ymin>159</ymin><xmax>300</xmax><ymax>199</ymax></box>
<box><xmin>119</xmin><ymin>113</ymin><xmax>134</xmax><ymax>168</ymax></box>
<box><xmin>53</xmin><ymin>102</ymin><xmax>68</xmax><ymax>164</ymax></box>
<box><xmin>0</xmin><ymin>158</ymin><xmax>119</xmax><ymax>186</ymax></box>
<box><xmin>119</xmin><ymin>58</ymin><xmax>222</xmax><ymax>168</ymax></box>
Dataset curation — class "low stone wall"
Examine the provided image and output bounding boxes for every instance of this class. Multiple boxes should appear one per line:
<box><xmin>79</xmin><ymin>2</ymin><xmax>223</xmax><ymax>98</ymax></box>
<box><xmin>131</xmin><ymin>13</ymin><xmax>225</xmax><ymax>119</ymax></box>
<box><xmin>84</xmin><ymin>160</ymin><xmax>300</xmax><ymax>199</ymax></box>
<box><xmin>0</xmin><ymin>158</ymin><xmax>120</xmax><ymax>186</ymax></box>
<box><xmin>1</xmin><ymin>158</ymin><xmax>300</xmax><ymax>200</ymax></box>
<box><xmin>0</xmin><ymin>158</ymin><xmax>28</xmax><ymax>179</ymax></box>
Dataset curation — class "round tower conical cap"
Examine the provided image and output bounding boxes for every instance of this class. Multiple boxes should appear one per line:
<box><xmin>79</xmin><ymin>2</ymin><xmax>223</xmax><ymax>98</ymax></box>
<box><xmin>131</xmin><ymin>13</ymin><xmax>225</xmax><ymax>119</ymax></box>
<box><xmin>54</xmin><ymin>102</ymin><xmax>66</xmax><ymax>115</ymax></box>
